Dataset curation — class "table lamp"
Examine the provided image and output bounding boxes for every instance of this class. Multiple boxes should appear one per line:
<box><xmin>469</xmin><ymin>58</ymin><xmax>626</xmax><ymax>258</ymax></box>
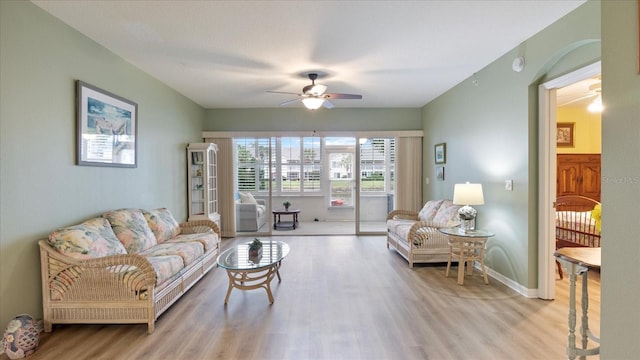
<box><xmin>453</xmin><ymin>182</ymin><xmax>484</xmax><ymax>232</ymax></box>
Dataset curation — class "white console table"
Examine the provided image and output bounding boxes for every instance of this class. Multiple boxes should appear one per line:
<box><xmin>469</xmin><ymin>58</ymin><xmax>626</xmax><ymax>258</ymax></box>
<box><xmin>554</xmin><ymin>247</ymin><xmax>601</xmax><ymax>360</ymax></box>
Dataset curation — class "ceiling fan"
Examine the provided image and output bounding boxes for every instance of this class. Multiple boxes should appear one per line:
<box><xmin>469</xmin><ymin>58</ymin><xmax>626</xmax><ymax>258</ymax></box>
<box><xmin>267</xmin><ymin>73</ymin><xmax>362</xmax><ymax>110</ymax></box>
<box><xmin>557</xmin><ymin>75</ymin><xmax>601</xmax><ymax>107</ymax></box>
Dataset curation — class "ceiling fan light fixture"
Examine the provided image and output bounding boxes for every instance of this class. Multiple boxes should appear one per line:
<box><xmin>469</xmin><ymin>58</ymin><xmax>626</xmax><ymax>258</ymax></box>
<box><xmin>588</xmin><ymin>95</ymin><xmax>603</xmax><ymax>113</ymax></box>
<box><xmin>302</xmin><ymin>97</ymin><xmax>325</xmax><ymax>110</ymax></box>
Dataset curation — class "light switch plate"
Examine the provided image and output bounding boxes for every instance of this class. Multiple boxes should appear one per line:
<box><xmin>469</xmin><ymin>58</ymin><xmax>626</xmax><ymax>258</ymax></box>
<box><xmin>505</xmin><ymin>180</ymin><xmax>513</xmax><ymax>191</ymax></box>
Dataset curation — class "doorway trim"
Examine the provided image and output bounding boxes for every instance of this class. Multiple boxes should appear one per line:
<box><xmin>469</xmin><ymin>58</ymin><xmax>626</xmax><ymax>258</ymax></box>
<box><xmin>537</xmin><ymin>61</ymin><xmax>601</xmax><ymax>299</ymax></box>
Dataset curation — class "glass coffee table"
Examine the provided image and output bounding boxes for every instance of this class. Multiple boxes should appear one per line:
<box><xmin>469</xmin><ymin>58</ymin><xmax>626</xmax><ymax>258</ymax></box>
<box><xmin>216</xmin><ymin>240</ymin><xmax>289</xmax><ymax>304</ymax></box>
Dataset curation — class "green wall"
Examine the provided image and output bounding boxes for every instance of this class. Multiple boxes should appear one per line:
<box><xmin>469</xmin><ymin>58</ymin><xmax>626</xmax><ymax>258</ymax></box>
<box><xmin>2</xmin><ymin>0</ymin><xmax>638</xmax><ymax>353</ymax></box>
<box><xmin>205</xmin><ymin>108</ymin><xmax>421</xmax><ymax>132</ymax></box>
<box><xmin>600</xmin><ymin>1</ymin><xmax>640</xmax><ymax>357</ymax></box>
<box><xmin>421</xmin><ymin>1</ymin><xmax>601</xmax><ymax>289</ymax></box>
<box><xmin>0</xmin><ymin>1</ymin><xmax>205</xmax><ymax>327</ymax></box>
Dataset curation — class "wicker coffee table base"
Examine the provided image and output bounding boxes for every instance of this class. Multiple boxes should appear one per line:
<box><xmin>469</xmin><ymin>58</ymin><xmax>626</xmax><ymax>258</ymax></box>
<box><xmin>223</xmin><ymin>262</ymin><xmax>282</xmax><ymax>304</ymax></box>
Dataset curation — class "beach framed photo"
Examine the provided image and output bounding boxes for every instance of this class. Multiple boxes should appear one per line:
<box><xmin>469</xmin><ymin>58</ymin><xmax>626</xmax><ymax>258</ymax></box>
<box><xmin>76</xmin><ymin>81</ymin><xmax>138</xmax><ymax>167</ymax></box>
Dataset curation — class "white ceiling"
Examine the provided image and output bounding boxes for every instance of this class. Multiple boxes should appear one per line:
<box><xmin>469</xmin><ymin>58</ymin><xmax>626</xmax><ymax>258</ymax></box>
<box><xmin>32</xmin><ymin>0</ymin><xmax>587</xmax><ymax>109</ymax></box>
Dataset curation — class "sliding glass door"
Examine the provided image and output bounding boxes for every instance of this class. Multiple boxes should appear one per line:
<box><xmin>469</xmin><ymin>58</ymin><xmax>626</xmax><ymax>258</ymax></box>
<box><xmin>235</xmin><ymin>137</ymin><xmax>273</xmax><ymax>235</ymax></box>
<box><xmin>357</xmin><ymin>137</ymin><xmax>395</xmax><ymax>233</ymax></box>
<box><xmin>232</xmin><ymin>135</ymin><xmax>395</xmax><ymax>235</ymax></box>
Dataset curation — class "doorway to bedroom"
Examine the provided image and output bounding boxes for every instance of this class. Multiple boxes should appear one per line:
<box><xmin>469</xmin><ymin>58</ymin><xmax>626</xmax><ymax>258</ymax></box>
<box><xmin>538</xmin><ymin>61</ymin><xmax>602</xmax><ymax>300</ymax></box>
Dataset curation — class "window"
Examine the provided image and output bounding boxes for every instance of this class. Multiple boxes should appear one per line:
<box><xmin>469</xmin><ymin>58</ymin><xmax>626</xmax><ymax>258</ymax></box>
<box><xmin>235</xmin><ymin>137</ymin><xmax>322</xmax><ymax>195</ymax></box>
<box><xmin>235</xmin><ymin>138</ymin><xmax>271</xmax><ymax>192</ymax></box>
<box><xmin>360</xmin><ymin>138</ymin><xmax>395</xmax><ymax>192</ymax></box>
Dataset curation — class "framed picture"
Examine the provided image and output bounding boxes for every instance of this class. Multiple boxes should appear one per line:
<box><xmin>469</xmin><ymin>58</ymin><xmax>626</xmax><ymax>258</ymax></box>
<box><xmin>76</xmin><ymin>81</ymin><xmax>137</xmax><ymax>167</ymax></box>
<box><xmin>436</xmin><ymin>166</ymin><xmax>445</xmax><ymax>181</ymax></box>
<box><xmin>556</xmin><ymin>123</ymin><xmax>574</xmax><ymax>147</ymax></box>
<box><xmin>434</xmin><ymin>143</ymin><xmax>446</xmax><ymax>164</ymax></box>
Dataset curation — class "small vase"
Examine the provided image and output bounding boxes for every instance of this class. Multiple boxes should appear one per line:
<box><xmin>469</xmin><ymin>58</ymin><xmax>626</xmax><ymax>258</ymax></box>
<box><xmin>3</xmin><ymin>314</ymin><xmax>39</xmax><ymax>359</ymax></box>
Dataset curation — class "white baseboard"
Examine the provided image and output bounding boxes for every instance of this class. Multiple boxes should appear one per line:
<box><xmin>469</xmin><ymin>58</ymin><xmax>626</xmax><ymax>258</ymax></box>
<box><xmin>474</xmin><ymin>262</ymin><xmax>539</xmax><ymax>298</ymax></box>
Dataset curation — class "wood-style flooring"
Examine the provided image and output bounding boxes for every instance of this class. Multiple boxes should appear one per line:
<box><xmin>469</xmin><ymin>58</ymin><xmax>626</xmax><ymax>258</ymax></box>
<box><xmin>16</xmin><ymin>235</ymin><xmax>600</xmax><ymax>360</ymax></box>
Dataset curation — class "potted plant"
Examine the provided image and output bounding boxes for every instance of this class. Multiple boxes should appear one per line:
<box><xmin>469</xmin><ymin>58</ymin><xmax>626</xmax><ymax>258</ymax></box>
<box><xmin>249</xmin><ymin>238</ymin><xmax>263</xmax><ymax>258</ymax></box>
<box><xmin>283</xmin><ymin>201</ymin><xmax>291</xmax><ymax>211</ymax></box>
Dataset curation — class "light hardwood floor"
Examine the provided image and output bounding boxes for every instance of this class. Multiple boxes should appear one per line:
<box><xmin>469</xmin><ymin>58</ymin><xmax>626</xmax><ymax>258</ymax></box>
<box><xmin>18</xmin><ymin>236</ymin><xmax>600</xmax><ymax>360</ymax></box>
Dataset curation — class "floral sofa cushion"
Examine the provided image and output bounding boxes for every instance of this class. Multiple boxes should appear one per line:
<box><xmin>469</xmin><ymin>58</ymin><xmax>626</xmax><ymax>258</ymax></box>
<box><xmin>166</xmin><ymin>232</ymin><xmax>218</xmax><ymax>252</ymax></box>
<box><xmin>143</xmin><ymin>208</ymin><xmax>181</xmax><ymax>243</ymax></box>
<box><xmin>146</xmin><ymin>255</ymin><xmax>185</xmax><ymax>289</ymax></box>
<box><xmin>47</xmin><ymin>217</ymin><xmax>126</xmax><ymax>260</ymax></box>
<box><xmin>432</xmin><ymin>200</ymin><xmax>461</xmax><ymax>224</ymax></box>
<box><xmin>138</xmin><ymin>241</ymin><xmax>205</xmax><ymax>267</ymax></box>
<box><xmin>103</xmin><ymin>209</ymin><xmax>157</xmax><ymax>253</ymax></box>
<box><xmin>418</xmin><ymin>200</ymin><xmax>445</xmax><ymax>222</ymax></box>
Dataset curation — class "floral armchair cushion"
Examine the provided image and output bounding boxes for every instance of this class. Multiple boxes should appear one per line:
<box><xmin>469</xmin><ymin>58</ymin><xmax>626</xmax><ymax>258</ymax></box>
<box><xmin>47</xmin><ymin>217</ymin><xmax>127</xmax><ymax>260</ymax></box>
<box><xmin>418</xmin><ymin>200</ymin><xmax>445</xmax><ymax>222</ymax></box>
<box><xmin>103</xmin><ymin>209</ymin><xmax>157</xmax><ymax>253</ymax></box>
<box><xmin>143</xmin><ymin>208</ymin><xmax>181</xmax><ymax>243</ymax></box>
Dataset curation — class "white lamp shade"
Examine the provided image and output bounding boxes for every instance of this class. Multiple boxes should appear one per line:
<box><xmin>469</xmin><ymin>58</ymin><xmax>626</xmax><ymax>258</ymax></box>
<box><xmin>453</xmin><ymin>183</ymin><xmax>484</xmax><ymax>205</ymax></box>
<box><xmin>302</xmin><ymin>97</ymin><xmax>324</xmax><ymax>110</ymax></box>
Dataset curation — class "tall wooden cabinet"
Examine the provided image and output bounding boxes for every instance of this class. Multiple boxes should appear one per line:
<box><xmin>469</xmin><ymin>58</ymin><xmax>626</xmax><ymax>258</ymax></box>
<box><xmin>187</xmin><ymin>143</ymin><xmax>220</xmax><ymax>226</ymax></box>
<box><xmin>557</xmin><ymin>154</ymin><xmax>601</xmax><ymax>201</ymax></box>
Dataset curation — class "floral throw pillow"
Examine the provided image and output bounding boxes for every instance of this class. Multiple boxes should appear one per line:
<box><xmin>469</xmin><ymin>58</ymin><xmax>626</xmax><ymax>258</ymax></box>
<box><xmin>103</xmin><ymin>209</ymin><xmax>157</xmax><ymax>253</ymax></box>
<box><xmin>418</xmin><ymin>200</ymin><xmax>444</xmax><ymax>222</ymax></box>
<box><xmin>433</xmin><ymin>200</ymin><xmax>462</xmax><ymax>224</ymax></box>
<box><xmin>143</xmin><ymin>208</ymin><xmax>181</xmax><ymax>243</ymax></box>
<box><xmin>48</xmin><ymin>217</ymin><xmax>127</xmax><ymax>259</ymax></box>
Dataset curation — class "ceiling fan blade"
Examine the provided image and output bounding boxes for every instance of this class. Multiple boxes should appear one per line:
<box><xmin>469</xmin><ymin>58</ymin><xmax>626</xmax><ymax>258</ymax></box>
<box><xmin>267</xmin><ymin>90</ymin><xmax>301</xmax><ymax>96</ymax></box>
<box><xmin>558</xmin><ymin>93</ymin><xmax>597</xmax><ymax>106</ymax></box>
<box><xmin>324</xmin><ymin>93</ymin><xmax>362</xmax><ymax>100</ymax></box>
<box><xmin>322</xmin><ymin>100</ymin><xmax>335</xmax><ymax>109</ymax></box>
<box><xmin>279</xmin><ymin>98</ymin><xmax>301</xmax><ymax>106</ymax></box>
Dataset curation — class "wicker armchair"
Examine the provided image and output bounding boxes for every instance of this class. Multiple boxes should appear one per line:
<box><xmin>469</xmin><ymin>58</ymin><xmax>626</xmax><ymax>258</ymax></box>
<box><xmin>386</xmin><ymin>200</ymin><xmax>460</xmax><ymax>267</ymax></box>
<box><xmin>40</xmin><ymin>218</ymin><xmax>220</xmax><ymax>334</ymax></box>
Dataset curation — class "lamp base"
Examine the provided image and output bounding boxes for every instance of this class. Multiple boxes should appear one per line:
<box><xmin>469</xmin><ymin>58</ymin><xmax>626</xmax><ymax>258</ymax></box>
<box><xmin>459</xmin><ymin>218</ymin><xmax>476</xmax><ymax>232</ymax></box>
<box><xmin>458</xmin><ymin>205</ymin><xmax>477</xmax><ymax>232</ymax></box>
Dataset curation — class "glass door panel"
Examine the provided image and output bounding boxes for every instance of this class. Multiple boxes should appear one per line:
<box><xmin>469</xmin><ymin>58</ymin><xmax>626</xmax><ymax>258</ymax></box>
<box><xmin>328</xmin><ymin>152</ymin><xmax>354</xmax><ymax>207</ymax></box>
<box><xmin>358</xmin><ymin>137</ymin><xmax>395</xmax><ymax>233</ymax></box>
<box><xmin>234</xmin><ymin>137</ymin><xmax>272</xmax><ymax>235</ymax></box>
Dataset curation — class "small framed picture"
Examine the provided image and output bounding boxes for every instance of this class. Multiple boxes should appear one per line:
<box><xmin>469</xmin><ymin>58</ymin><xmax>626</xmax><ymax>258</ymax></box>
<box><xmin>77</xmin><ymin>80</ymin><xmax>138</xmax><ymax>167</ymax></box>
<box><xmin>436</xmin><ymin>166</ymin><xmax>445</xmax><ymax>181</ymax></box>
<box><xmin>434</xmin><ymin>143</ymin><xmax>446</xmax><ymax>164</ymax></box>
<box><xmin>556</xmin><ymin>123</ymin><xmax>574</xmax><ymax>147</ymax></box>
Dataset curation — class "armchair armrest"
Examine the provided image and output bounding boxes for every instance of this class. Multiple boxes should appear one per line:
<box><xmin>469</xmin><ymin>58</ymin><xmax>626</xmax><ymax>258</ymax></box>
<box><xmin>386</xmin><ymin>209</ymin><xmax>419</xmax><ymax>221</ymax></box>
<box><xmin>407</xmin><ymin>221</ymin><xmax>460</xmax><ymax>248</ymax></box>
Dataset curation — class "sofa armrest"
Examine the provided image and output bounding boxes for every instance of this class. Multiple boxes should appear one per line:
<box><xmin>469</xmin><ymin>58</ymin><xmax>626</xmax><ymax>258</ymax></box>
<box><xmin>386</xmin><ymin>209</ymin><xmax>419</xmax><ymax>221</ymax></box>
<box><xmin>256</xmin><ymin>199</ymin><xmax>266</xmax><ymax>206</ymax></box>
<box><xmin>39</xmin><ymin>240</ymin><xmax>157</xmax><ymax>302</ymax></box>
<box><xmin>179</xmin><ymin>220</ymin><xmax>221</xmax><ymax>238</ymax></box>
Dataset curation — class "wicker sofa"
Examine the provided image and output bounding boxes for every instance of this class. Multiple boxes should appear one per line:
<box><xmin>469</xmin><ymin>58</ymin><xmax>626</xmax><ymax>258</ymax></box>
<box><xmin>39</xmin><ymin>208</ymin><xmax>220</xmax><ymax>334</ymax></box>
<box><xmin>386</xmin><ymin>199</ymin><xmax>461</xmax><ymax>267</ymax></box>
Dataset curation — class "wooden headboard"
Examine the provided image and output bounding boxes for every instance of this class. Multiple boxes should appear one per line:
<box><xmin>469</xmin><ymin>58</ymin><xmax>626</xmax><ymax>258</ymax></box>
<box><xmin>555</xmin><ymin>195</ymin><xmax>600</xmax><ymax>212</ymax></box>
